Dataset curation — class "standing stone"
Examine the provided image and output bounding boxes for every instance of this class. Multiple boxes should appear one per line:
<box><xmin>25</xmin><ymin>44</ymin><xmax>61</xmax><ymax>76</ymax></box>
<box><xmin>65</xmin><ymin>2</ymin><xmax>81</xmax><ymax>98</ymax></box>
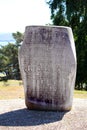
<box><xmin>18</xmin><ymin>26</ymin><xmax>77</xmax><ymax>111</ymax></box>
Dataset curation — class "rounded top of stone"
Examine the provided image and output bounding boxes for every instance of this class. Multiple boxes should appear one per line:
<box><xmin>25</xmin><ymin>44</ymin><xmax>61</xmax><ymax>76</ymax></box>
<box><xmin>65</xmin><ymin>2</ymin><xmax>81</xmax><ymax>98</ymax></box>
<box><xmin>25</xmin><ymin>25</ymin><xmax>71</xmax><ymax>30</ymax></box>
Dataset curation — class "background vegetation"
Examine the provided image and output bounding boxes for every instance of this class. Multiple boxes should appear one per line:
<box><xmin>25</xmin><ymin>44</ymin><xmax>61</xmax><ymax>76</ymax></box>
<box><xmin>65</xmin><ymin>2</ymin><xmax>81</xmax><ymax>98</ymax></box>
<box><xmin>0</xmin><ymin>32</ymin><xmax>23</xmax><ymax>80</ymax></box>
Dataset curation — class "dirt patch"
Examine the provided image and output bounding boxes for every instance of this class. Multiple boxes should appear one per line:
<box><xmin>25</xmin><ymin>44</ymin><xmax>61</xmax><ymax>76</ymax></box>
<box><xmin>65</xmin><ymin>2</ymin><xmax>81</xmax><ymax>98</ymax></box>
<box><xmin>0</xmin><ymin>98</ymin><xmax>87</xmax><ymax>130</ymax></box>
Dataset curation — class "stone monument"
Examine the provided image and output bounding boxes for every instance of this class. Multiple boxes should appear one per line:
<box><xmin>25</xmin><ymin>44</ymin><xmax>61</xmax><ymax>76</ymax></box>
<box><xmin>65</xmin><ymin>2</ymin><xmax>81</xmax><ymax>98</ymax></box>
<box><xmin>18</xmin><ymin>26</ymin><xmax>77</xmax><ymax>111</ymax></box>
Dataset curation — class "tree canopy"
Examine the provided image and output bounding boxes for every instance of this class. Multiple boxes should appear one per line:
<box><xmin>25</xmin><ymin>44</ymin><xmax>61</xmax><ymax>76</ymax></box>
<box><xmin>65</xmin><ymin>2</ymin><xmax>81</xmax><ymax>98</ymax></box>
<box><xmin>47</xmin><ymin>0</ymin><xmax>87</xmax><ymax>90</ymax></box>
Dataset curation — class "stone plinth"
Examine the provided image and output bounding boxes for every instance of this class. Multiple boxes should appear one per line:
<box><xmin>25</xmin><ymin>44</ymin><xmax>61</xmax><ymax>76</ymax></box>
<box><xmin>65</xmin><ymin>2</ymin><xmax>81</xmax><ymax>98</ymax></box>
<box><xmin>18</xmin><ymin>26</ymin><xmax>77</xmax><ymax>111</ymax></box>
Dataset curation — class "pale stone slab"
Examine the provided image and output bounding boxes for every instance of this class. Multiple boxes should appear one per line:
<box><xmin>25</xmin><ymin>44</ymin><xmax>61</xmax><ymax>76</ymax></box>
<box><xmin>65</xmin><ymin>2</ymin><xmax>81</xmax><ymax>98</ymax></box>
<box><xmin>18</xmin><ymin>26</ymin><xmax>77</xmax><ymax>111</ymax></box>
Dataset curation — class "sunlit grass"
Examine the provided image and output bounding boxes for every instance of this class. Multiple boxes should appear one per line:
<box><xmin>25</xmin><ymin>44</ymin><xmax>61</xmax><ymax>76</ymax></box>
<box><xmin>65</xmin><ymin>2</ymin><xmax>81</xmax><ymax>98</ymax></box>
<box><xmin>74</xmin><ymin>90</ymin><xmax>87</xmax><ymax>99</ymax></box>
<box><xmin>0</xmin><ymin>80</ymin><xmax>87</xmax><ymax>99</ymax></box>
<box><xmin>0</xmin><ymin>80</ymin><xmax>24</xmax><ymax>100</ymax></box>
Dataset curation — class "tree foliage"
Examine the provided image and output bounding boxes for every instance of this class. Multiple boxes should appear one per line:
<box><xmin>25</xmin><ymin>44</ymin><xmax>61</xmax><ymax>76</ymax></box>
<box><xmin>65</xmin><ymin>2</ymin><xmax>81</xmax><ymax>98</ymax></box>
<box><xmin>0</xmin><ymin>32</ymin><xmax>23</xmax><ymax>80</ymax></box>
<box><xmin>47</xmin><ymin>0</ymin><xmax>87</xmax><ymax>90</ymax></box>
<box><xmin>12</xmin><ymin>31</ymin><xmax>23</xmax><ymax>46</ymax></box>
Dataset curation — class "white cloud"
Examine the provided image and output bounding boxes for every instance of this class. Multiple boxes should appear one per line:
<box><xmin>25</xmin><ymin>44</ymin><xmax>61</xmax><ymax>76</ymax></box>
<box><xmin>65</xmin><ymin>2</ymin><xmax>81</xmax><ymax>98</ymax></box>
<box><xmin>0</xmin><ymin>0</ymin><xmax>51</xmax><ymax>33</ymax></box>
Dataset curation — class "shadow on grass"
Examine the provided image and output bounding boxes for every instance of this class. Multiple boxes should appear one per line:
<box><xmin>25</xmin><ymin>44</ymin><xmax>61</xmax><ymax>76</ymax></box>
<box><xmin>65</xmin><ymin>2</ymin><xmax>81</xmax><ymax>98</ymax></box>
<box><xmin>0</xmin><ymin>108</ymin><xmax>67</xmax><ymax>126</ymax></box>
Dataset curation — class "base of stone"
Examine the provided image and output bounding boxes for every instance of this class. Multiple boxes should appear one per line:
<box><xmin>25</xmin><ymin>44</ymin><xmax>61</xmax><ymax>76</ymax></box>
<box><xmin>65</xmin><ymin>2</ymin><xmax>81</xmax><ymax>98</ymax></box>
<box><xmin>25</xmin><ymin>98</ymin><xmax>71</xmax><ymax>112</ymax></box>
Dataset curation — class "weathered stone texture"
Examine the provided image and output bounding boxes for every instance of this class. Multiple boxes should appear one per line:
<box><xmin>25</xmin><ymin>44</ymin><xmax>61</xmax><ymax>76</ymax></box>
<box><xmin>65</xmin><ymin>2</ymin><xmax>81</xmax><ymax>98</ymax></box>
<box><xmin>18</xmin><ymin>26</ymin><xmax>77</xmax><ymax>111</ymax></box>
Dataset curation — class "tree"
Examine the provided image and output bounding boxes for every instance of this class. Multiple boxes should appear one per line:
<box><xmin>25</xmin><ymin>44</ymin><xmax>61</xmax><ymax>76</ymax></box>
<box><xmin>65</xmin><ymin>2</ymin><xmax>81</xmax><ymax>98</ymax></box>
<box><xmin>0</xmin><ymin>32</ymin><xmax>23</xmax><ymax>80</ymax></box>
<box><xmin>12</xmin><ymin>31</ymin><xmax>24</xmax><ymax>79</ymax></box>
<box><xmin>0</xmin><ymin>43</ymin><xmax>20</xmax><ymax>79</ymax></box>
<box><xmin>12</xmin><ymin>31</ymin><xmax>23</xmax><ymax>47</ymax></box>
<box><xmin>47</xmin><ymin>0</ymin><xmax>87</xmax><ymax>90</ymax></box>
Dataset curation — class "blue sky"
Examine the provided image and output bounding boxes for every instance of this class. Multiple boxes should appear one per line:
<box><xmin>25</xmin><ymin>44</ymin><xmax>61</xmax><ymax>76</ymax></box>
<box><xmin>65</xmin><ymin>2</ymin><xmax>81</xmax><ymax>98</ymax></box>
<box><xmin>0</xmin><ymin>0</ymin><xmax>51</xmax><ymax>33</ymax></box>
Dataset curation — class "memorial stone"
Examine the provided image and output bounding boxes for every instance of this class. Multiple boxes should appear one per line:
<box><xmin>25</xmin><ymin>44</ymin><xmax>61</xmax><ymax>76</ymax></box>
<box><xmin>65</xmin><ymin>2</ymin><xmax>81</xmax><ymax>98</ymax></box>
<box><xmin>18</xmin><ymin>26</ymin><xmax>77</xmax><ymax>111</ymax></box>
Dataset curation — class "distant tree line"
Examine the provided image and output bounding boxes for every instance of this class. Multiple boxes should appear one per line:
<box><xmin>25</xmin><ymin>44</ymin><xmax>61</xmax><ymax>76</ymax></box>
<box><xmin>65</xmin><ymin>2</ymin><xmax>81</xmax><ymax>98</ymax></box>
<box><xmin>47</xmin><ymin>0</ymin><xmax>87</xmax><ymax>90</ymax></box>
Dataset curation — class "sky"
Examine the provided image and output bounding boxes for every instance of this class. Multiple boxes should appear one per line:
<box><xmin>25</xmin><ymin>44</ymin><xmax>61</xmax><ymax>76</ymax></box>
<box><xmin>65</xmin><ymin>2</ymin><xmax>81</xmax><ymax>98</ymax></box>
<box><xmin>0</xmin><ymin>0</ymin><xmax>51</xmax><ymax>33</ymax></box>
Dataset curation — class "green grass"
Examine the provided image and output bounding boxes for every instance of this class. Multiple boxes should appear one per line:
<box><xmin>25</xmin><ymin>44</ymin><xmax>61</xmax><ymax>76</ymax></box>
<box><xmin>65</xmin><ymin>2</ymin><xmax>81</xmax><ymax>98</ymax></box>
<box><xmin>0</xmin><ymin>80</ymin><xmax>87</xmax><ymax>99</ymax></box>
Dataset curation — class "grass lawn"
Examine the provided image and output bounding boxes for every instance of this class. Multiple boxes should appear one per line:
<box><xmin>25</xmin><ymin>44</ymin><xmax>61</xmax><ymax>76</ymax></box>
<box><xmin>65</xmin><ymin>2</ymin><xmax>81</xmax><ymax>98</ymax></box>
<box><xmin>0</xmin><ymin>80</ymin><xmax>24</xmax><ymax>100</ymax></box>
<box><xmin>74</xmin><ymin>90</ymin><xmax>87</xmax><ymax>99</ymax></box>
<box><xmin>0</xmin><ymin>80</ymin><xmax>87</xmax><ymax>100</ymax></box>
